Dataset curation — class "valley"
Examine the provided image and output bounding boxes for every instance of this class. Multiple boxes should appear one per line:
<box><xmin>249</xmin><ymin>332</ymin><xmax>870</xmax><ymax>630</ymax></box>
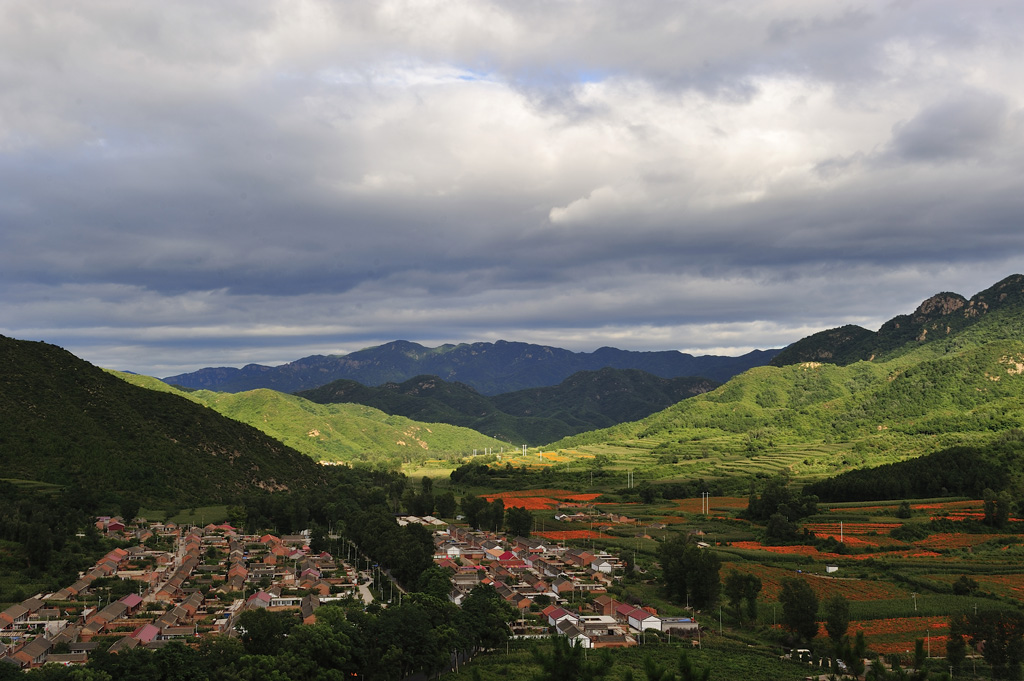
<box><xmin>3</xmin><ymin>275</ymin><xmax>1024</xmax><ymax>679</ymax></box>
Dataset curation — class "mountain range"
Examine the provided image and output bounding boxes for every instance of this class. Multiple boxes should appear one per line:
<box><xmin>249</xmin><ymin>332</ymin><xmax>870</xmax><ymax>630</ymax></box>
<box><xmin>163</xmin><ymin>340</ymin><xmax>778</xmax><ymax>395</ymax></box>
<box><xmin>295</xmin><ymin>369</ymin><xmax>717</xmax><ymax>444</ymax></box>
<box><xmin>5</xmin><ymin>273</ymin><xmax>1024</xmax><ymax>507</ymax></box>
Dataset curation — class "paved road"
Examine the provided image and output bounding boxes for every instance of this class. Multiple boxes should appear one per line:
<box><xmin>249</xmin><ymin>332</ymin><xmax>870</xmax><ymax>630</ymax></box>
<box><xmin>357</xmin><ymin>571</ymin><xmax>374</xmax><ymax>604</ymax></box>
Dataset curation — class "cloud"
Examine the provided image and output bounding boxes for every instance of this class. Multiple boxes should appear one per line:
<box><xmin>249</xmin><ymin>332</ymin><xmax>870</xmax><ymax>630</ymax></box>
<box><xmin>2</xmin><ymin>1</ymin><xmax>1024</xmax><ymax>375</ymax></box>
<box><xmin>888</xmin><ymin>91</ymin><xmax>1017</xmax><ymax>162</ymax></box>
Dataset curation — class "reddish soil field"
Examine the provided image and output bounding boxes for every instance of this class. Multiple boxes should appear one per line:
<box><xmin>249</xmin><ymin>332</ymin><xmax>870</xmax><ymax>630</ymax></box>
<box><xmin>535</xmin><ymin>530</ymin><xmax>614</xmax><ymax>540</ymax></box>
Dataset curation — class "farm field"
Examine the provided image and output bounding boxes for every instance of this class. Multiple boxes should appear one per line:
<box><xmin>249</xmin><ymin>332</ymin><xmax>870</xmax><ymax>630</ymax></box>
<box><xmin>470</xmin><ymin>482</ymin><xmax>1024</xmax><ymax>673</ymax></box>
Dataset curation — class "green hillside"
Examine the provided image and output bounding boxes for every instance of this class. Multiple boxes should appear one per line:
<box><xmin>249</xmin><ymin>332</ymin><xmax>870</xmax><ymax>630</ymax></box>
<box><xmin>543</xmin><ymin>336</ymin><xmax>1024</xmax><ymax>486</ymax></box>
<box><xmin>295</xmin><ymin>368</ymin><xmax>716</xmax><ymax>444</ymax></box>
<box><xmin>113</xmin><ymin>373</ymin><xmax>509</xmax><ymax>465</ymax></box>
<box><xmin>0</xmin><ymin>336</ymin><xmax>325</xmax><ymax>506</ymax></box>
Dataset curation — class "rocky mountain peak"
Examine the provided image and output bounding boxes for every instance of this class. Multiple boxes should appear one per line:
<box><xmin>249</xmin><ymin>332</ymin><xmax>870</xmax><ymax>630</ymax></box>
<box><xmin>913</xmin><ymin>292</ymin><xmax>967</xmax><ymax>319</ymax></box>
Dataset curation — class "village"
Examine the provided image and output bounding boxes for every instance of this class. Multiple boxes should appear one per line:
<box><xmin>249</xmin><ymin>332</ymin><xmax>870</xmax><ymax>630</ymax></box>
<box><xmin>428</xmin><ymin>517</ymin><xmax>698</xmax><ymax>647</ymax></box>
<box><xmin>0</xmin><ymin>511</ymin><xmax>698</xmax><ymax>671</ymax></box>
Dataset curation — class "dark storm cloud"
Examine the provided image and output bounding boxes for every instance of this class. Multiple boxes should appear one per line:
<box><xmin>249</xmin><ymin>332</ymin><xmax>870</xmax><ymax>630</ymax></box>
<box><xmin>2</xmin><ymin>1</ymin><xmax>1024</xmax><ymax>374</ymax></box>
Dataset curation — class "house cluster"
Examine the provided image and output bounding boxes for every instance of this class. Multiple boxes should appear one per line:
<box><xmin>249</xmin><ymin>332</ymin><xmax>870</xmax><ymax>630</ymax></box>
<box><xmin>433</xmin><ymin>528</ymin><xmax>696</xmax><ymax>647</ymax></box>
<box><xmin>396</xmin><ymin>515</ymin><xmax>449</xmax><ymax>528</ymax></box>
<box><xmin>0</xmin><ymin>519</ymin><xmax>361</xmax><ymax>670</ymax></box>
<box><xmin>541</xmin><ymin>596</ymin><xmax>698</xmax><ymax>649</ymax></box>
<box><xmin>553</xmin><ymin>511</ymin><xmax>637</xmax><ymax>533</ymax></box>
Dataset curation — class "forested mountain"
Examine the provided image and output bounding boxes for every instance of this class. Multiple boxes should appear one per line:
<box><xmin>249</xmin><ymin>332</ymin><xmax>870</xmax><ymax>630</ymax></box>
<box><xmin>771</xmin><ymin>274</ymin><xmax>1024</xmax><ymax>367</ymax></box>
<box><xmin>295</xmin><ymin>368</ymin><xmax>717</xmax><ymax>444</ymax></box>
<box><xmin>112</xmin><ymin>372</ymin><xmax>508</xmax><ymax>464</ymax></box>
<box><xmin>549</xmin><ymin>335</ymin><xmax>1024</xmax><ymax>466</ymax></box>
<box><xmin>163</xmin><ymin>339</ymin><xmax>777</xmax><ymax>395</ymax></box>
<box><xmin>0</xmin><ymin>335</ymin><xmax>325</xmax><ymax>506</ymax></box>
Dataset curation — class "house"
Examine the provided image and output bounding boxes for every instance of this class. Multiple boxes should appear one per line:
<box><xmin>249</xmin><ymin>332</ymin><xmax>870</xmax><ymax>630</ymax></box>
<box><xmin>12</xmin><ymin>636</ymin><xmax>52</xmax><ymax>668</ymax></box>
<box><xmin>300</xmin><ymin>595</ymin><xmax>319</xmax><ymax>625</ymax></box>
<box><xmin>131</xmin><ymin>623</ymin><xmax>161</xmax><ymax>644</ymax></box>
<box><xmin>563</xmin><ymin>550</ymin><xmax>596</xmax><ymax>568</ymax></box>
<box><xmin>160</xmin><ymin>625</ymin><xmax>195</xmax><ymax>640</ymax></box>
<box><xmin>552</xmin><ymin>576</ymin><xmax>575</xmax><ymax>595</ymax></box>
<box><xmin>0</xmin><ymin>603</ymin><xmax>31</xmax><ymax>630</ymax></box>
<box><xmin>108</xmin><ymin>636</ymin><xmax>141</xmax><ymax>654</ymax></box>
<box><xmin>592</xmin><ymin>595</ymin><xmax>617</xmax><ymax>616</ymax></box>
<box><xmin>545</xmin><ymin>607</ymin><xmax>578</xmax><ymax>628</ymax></box>
<box><xmin>556</xmin><ymin>619</ymin><xmax>591</xmax><ymax>648</ymax></box>
<box><xmin>119</xmin><ymin>593</ymin><xmax>144</xmax><ymax>616</ymax></box>
<box><xmin>46</xmin><ymin>652</ymin><xmax>88</xmax><ymax>666</ymax></box>
<box><xmin>449</xmin><ymin>586</ymin><xmax>469</xmax><ymax>606</ymax></box>
<box><xmin>613</xmin><ymin>602</ymin><xmax>635</xmax><ymax>623</ymax></box>
<box><xmin>246</xmin><ymin>592</ymin><xmax>273</xmax><ymax>610</ymax></box>
<box><xmin>626</xmin><ymin>607</ymin><xmax>661</xmax><ymax>633</ymax></box>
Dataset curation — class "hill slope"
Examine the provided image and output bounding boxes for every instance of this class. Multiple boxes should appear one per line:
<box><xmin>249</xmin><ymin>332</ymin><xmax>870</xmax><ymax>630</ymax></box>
<box><xmin>295</xmin><ymin>368</ymin><xmax>716</xmax><ymax>444</ymax></box>
<box><xmin>163</xmin><ymin>340</ymin><xmax>777</xmax><ymax>395</ymax></box>
<box><xmin>113</xmin><ymin>373</ymin><xmax>509</xmax><ymax>464</ymax></box>
<box><xmin>0</xmin><ymin>335</ymin><xmax>325</xmax><ymax>506</ymax></box>
<box><xmin>547</xmin><ymin>333</ymin><xmax>1024</xmax><ymax>482</ymax></box>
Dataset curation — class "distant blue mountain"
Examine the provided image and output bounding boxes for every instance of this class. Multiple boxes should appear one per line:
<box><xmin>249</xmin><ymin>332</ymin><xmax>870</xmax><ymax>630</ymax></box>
<box><xmin>163</xmin><ymin>340</ymin><xmax>780</xmax><ymax>395</ymax></box>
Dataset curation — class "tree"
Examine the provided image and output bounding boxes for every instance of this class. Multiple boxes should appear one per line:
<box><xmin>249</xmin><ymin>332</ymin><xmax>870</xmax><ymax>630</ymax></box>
<box><xmin>953</xmin><ymin>575</ymin><xmax>979</xmax><ymax>596</ymax></box>
<box><xmin>482</xmin><ymin>498</ymin><xmax>505</xmax><ymax>533</ymax></box>
<box><xmin>434</xmin><ymin>491</ymin><xmax>456</xmax><ymax>519</ymax></box>
<box><xmin>532</xmin><ymin>636</ymin><xmax>610</xmax><ymax>681</ymax></box>
<box><xmin>460</xmin><ymin>494</ymin><xmax>487</xmax><ymax>528</ymax></box>
<box><xmin>779</xmin><ymin>578</ymin><xmax>818</xmax><ymax>642</ymax></box>
<box><xmin>659</xmin><ymin>535</ymin><xmax>720</xmax><ymax>608</ymax></box>
<box><xmin>506</xmin><ymin>506</ymin><xmax>533</xmax><ymax>538</ymax></box>
<box><xmin>746</xmin><ymin>475</ymin><xmax>817</xmax><ymax>522</ymax></box>
<box><xmin>677</xmin><ymin>650</ymin><xmax>711</xmax><ymax>681</ymax></box>
<box><xmin>459</xmin><ymin>585</ymin><xmax>516</xmax><ymax>652</ymax></box>
<box><xmin>281</xmin><ymin>622</ymin><xmax>355</xmax><ymax>677</ymax></box>
<box><xmin>25</xmin><ymin>522</ymin><xmax>53</xmax><ymax>570</ymax></box>
<box><xmin>120</xmin><ymin>498</ymin><xmax>141</xmax><ymax>525</ymax></box>
<box><xmin>947</xmin><ymin>615</ymin><xmax>967</xmax><ymax>675</ymax></box>
<box><xmin>983</xmin><ymin>488</ymin><xmax>1014</xmax><ymax>528</ymax></box>
<box><xmin>961</xmin><ymin>609</ymin><xmax>1024</xmax><ymax>679</ymax></box>
<box><xmin>742</xmin><ymin>574</ymin><xmax>762</xmax><ymax>621</ymax></box>
<box><xmin>417</xmin><ymin>565</ymin><xmax>455</xmax><ymax>602</ymax></box>
<box><xmin>723</xmin><ymin>571</ymin><xmax>747</xmax><ymax>622</ymax></box>
<box><xmin>235</xmin><ymin>608</ymin><xmax>296</xmax><ymax>655</ymax></box>
<box><xmin>764</xmin><ymin>513</ymin><xmax>799</xmax><ymax>543</ymax></box>
<box><xmin>823</xmin><ymin>593</ymin><xmax>851</xmax><ymax>646</ymax></box>
<box><xmin>723</xmin><ymin>571</ymin><xmax>761</xmax><ymax>624</ymax></box>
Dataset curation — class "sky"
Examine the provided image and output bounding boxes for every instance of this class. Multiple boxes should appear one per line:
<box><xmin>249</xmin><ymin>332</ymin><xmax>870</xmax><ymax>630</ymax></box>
<box><xmin>3</xmin><ymin>1</ymin><xmax>1024</xmax><ymax>377</ymax></box>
